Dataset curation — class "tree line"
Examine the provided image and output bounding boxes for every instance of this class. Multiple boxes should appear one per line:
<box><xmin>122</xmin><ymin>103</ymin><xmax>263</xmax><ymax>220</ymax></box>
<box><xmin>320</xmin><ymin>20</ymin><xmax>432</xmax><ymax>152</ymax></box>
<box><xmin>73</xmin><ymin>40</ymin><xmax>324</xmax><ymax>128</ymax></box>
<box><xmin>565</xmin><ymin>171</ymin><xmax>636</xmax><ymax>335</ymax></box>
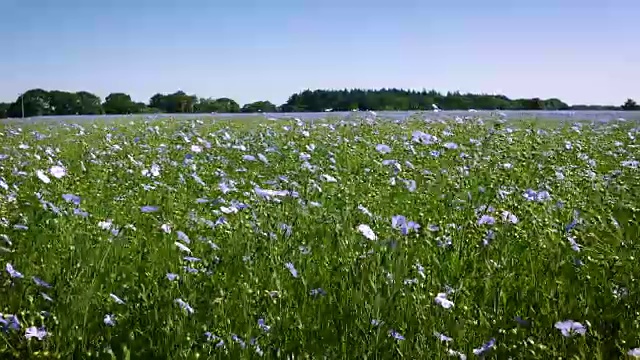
<box><xmin>1</xmin><ymin>88</ymin><xmax>638</xmax><ymax>119</ymax></box>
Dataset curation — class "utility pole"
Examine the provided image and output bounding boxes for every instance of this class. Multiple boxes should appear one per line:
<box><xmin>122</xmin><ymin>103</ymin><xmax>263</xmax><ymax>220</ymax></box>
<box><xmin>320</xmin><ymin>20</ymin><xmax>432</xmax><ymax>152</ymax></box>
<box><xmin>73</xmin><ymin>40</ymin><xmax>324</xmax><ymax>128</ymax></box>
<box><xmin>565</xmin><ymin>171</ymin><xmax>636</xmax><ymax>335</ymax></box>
<box><xmin>20</xmin><ymin>93</ymin><xmax>24</xmax><ymax>118</ymax></box>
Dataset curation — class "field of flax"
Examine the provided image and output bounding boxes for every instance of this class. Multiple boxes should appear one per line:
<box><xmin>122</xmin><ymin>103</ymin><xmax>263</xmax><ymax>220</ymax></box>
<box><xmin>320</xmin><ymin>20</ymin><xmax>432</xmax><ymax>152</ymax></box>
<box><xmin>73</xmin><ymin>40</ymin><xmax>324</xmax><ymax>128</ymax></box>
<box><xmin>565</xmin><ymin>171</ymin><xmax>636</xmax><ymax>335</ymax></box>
<box><xmin>1</xmin><ymin>113</ymin><xmax>640</xmax><ymax>359</ymax></box>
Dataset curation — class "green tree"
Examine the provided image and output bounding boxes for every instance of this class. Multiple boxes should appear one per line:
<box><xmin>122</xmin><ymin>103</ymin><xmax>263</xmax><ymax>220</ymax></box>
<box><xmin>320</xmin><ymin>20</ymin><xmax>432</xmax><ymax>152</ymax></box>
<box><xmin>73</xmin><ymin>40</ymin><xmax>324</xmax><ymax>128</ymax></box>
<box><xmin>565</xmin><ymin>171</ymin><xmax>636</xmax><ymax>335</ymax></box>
<box><xmin>622</xmin><ymin>99</ymin><xmax>639</xmax><ymax>110</ymax></box>
<box><xmin>48</xmin><ymin>90</ymin><xmax>78</xmax><ymax>115</ymax></box>
<box><xmin>241</xmin><ymin>101</ymin><xmax>277</xmax><ymax>113</ymax></box>
<box><xmin>103</xmin><ymin>93</ymin><xmax>143</xmax><ymax>114</ymax></box>
<box><xmin>148</xmin><ymin>91</ymin><xmax>198</xmax><ymax>113</ymax></box>
<box><xmin>195</xmin><ymin>97</ymin><xmax>240</xmax><ymax>113</ymax></box>
<box><xmin>0</xmin><ymin>103</ymin><xmax>10</xmax><ymax>119</ymax></box>
<box><xmin>7</xmin><ymin>89</ymin><xmax>52</xmax><ymax>117</ymax></box>
<box><xmin>279</xmin><ymin>89</ymin><xmax>573</xmax><ymax>112</ymax></box>
<box><xmin>75</xmin><ymin>91</ymin><xmax>103</xmax><ymax>114</ymax></box>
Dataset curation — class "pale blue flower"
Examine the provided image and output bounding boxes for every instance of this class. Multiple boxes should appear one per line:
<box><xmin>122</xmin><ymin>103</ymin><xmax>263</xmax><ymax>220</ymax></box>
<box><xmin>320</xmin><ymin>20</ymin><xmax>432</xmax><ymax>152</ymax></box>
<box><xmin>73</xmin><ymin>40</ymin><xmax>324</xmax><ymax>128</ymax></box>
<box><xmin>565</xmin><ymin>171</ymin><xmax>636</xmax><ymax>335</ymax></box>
<box><xmin>140</xmin><ymin>205</ymin><xmax>159</xmax><ymax>213</ymax></box>
<box><xmin>175</xmin><ymin>298</ymin><xmax>194</xmax><ymax>314</ymax></box>
<box><xmin>376</xmin><ymin>144</ymin><xmax>391</xmax><ymax>154</ymax></box>
<box><xmin>285</xmin><ymin>262</ymin><xmax>298</xmax><ymax>278</ymax></box>
<box><xmin>166</xmin><ymin>273</ymin><xmax>178</xmax><ymax>281</ymax></box>
<box><xmin>5</xmin><ymin>263</ymin><xmax>23</xmax><ymax>279</ymax></box>
<box><xmin>477</xmin><ymin>215</ymin><xmax>495</xmax><ymax>225</ymax></box>
<box><xmin>435</xmin><ymin>292</ymin><xmax>454</xmax><ymax>309</ymax></box>
<box><xmin>176</xmin><ymin>230</ymin><xmax>191</xmax><ymax>244</ymax></box>
<box><xmin>388</xmin><ymin>329</ymin><xmax>405</xmax><ymax>341</ymax></box>
<box><xmin>110</xmin><ymin>293</ymin><xmax>125</xmax><ymax>305</ymax></box>
<box><xmin>310</xmin><ymin>288</ymin><xmax>327</xmax><ymax>297</ymax></box>
<box><xmin>25</xmin><ymin>326</ymin><xmax>47</xmax><ymax>340</ymax></box>
<box><xmin>104</xmin><ymin>314</ymin><xmax>116</xmax><ymax>326</ymax></box>
<box><xmin>555</xmin><ymin>320</ymin><xmax>586</xmax><ymax>337</ymax></box>
<box><xmin>62</xmin><ymin>193</ymin><xmax>81</xmax><ymax>205</ymax></box>
<box><xmin>434</xmin><ymin>331</ymin><xmax>453</xmax><ymax>342</ymax></box>
<box><xmin>258</xmin><ymin>318</ymin><xmax>270</xmax><ymax>332</ymax></box>
<box><xmin>473</xmin><ymin>338</ymin><xmax>496</xmax><ymax>356</ymax></box>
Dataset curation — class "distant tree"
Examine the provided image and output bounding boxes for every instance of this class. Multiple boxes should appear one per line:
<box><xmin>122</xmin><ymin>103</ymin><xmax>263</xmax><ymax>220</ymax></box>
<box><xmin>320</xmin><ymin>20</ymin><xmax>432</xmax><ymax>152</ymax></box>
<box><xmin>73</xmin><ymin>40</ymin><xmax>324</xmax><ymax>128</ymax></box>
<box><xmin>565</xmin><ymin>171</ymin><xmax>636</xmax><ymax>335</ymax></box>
<box><xmin>1</xmin><ymin>87</ymin><xmax>621</xmax><ymax>115</ymax></box>
<box><xmin>7</xmin><ymin>89</ymin><xmax>52</xmax><ymax>117</ymax></box>
<box><xmin>622</xmin><ymin>99</ymin><xmax>639</xmax><ymax>111</ymax></box>
<box><xmin>543</xmin><ymin>98</ymin><xmax>570</xmax><ymax>110</ymax></box>
<box><xmin>214</xmin><ymin>98</ymin><xmax>241</xmax><ymax>113</ymax></box>
<box><xmin>241</xmin><ymin>101</ymin><xmax>277</xmax><ymax>113</ymax></box>
<box><xmin>0</xmin><ymin>103</ymin><xmax>9</xmax><ymax>119</ymax></box>
<box><xmin>103</xmin><ymin>93</ymin><xmax>143</xmax><ymax>114</ymax></box>
<box><xmin>279</xmin><ymin>89</ymin><xmax>573</xmax><ymax>112</ymax></box>
<box><xmin>148</xmin><ymin>91</ymin><xmax>198</xmax><ymax>113</ymax></box>
<box><xmin>48</xmin><ymin>90</ymin><xmax>79</xmax><ymax>115</ymax></box>
<box><xmin>195</xmin><ymin>97</ymin><xmax>240</xmax><ymax>113</ymax></box>
<box><xmin>75</xmin><ymin>91</ymin><xmax>103</xmax><ymax>114</ymax></box>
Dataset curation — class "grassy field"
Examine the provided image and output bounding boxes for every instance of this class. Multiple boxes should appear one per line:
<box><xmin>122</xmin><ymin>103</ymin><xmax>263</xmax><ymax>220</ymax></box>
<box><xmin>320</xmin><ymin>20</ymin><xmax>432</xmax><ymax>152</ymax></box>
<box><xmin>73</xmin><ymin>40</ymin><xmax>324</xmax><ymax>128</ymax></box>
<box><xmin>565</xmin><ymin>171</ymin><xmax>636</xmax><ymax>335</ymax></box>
<box><xmin>1</xmin><ymin>113</ymin><xmax>639</xmax><ymax>359</ymax></box>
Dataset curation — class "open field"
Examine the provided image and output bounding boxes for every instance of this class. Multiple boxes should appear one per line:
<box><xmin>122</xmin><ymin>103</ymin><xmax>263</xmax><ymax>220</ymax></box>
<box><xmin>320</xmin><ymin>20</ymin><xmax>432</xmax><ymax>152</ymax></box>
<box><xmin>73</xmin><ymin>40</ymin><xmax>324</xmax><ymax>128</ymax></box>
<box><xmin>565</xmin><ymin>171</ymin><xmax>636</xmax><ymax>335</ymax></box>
<box><xmin>1</xmin><ymin>113</ymin><xmax>640</xmax><ymax>359</ymax></box>
<box><xmin>7</xmin><ymin>110</ymin><xmax>640</xmax><ymax>124</ymax></box>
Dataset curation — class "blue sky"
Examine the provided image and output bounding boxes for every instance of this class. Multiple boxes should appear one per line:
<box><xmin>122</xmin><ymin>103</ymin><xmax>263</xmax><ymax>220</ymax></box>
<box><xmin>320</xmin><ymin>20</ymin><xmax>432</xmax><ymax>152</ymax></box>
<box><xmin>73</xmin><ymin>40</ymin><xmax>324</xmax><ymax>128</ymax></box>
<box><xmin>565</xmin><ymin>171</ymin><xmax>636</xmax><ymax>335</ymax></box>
<box><xmin>1</xmin><ymin>0</ymin><xmax>638</xmax><ymax>106</ymax></box>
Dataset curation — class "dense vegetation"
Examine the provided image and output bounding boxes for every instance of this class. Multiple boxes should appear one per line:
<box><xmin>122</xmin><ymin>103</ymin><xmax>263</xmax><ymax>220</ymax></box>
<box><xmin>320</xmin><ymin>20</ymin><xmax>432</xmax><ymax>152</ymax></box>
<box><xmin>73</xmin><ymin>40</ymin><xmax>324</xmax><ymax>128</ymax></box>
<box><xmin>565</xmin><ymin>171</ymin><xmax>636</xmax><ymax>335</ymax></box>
<box><xmin>1</xmin><ymin>113</ymin><xmax>640</xmax><ymax>359</ymax></box>
<box><xmin>1</xmin><ymin>88</ymin><xmax>638</xmax><ymax>118</ymax></box>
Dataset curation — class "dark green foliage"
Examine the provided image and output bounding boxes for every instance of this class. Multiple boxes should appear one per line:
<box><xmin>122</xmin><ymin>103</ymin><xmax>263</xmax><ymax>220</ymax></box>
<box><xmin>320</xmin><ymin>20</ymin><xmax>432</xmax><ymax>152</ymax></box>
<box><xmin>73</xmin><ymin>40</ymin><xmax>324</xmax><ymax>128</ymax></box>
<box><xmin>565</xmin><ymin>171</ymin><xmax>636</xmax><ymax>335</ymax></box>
<box><xmin>281</xmin><ymin>89</ymin><xmax>571</xmax><ymax>112</ymax></box>
<box><xmin>241</xmin><ymin>100</ymin><xmax>277</xmax><ymax>113</ymax></box>
<box><xmin>622</xmin><ymin>99</ymin><xmax>639</xmax><ymax>111</ymax></box>
<box><xmin>194</xmin><ymin>97</ymin><xmax>241</xmax><ymax>113</ymax></box>
<box><xmin>149</xmin><ymin>91</ymin><xmax>199</xmax><ymax>113</ymax></box>
<box><xmin>103</xmin><ymin>93</ymin><xmax>144</xmax><ymax>114</ymax></box>
<box><xmin>1</xmin><ymin>88</ymin><xmax>635</xmax><ymax>118</ymax></box>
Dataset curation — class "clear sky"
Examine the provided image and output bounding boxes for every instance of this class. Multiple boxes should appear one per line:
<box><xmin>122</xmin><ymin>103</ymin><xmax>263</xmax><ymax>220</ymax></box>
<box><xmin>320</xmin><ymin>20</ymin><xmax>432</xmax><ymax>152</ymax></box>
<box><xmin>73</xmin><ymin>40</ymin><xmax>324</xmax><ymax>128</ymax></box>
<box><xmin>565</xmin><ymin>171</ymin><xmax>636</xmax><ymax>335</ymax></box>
<box><xmin>1</xmin><ymin>0</ymin><xmax>638</xmax><ymax>106</ymax></box>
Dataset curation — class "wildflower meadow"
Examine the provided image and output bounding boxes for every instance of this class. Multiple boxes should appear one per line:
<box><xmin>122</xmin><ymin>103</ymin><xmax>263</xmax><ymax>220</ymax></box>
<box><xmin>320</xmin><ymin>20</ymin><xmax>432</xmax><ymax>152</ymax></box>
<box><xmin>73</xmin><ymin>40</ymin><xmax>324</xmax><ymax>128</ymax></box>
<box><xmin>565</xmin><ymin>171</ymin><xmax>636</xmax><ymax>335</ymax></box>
<box><xmin>1</xmin><ymin>112</ymin><xmax>639</xmax><ymax>359</ymax></box>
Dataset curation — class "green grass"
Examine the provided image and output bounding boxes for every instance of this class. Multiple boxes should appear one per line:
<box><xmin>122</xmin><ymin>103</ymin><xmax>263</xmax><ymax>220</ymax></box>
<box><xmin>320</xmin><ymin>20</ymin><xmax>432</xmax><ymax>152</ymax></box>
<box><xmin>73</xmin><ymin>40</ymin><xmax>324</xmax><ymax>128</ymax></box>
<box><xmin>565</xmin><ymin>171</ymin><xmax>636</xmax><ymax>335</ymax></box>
<box><xmin>1</xmin><ymin>115</ymin><xmax>639</xmax><ymax>359</ymax></box>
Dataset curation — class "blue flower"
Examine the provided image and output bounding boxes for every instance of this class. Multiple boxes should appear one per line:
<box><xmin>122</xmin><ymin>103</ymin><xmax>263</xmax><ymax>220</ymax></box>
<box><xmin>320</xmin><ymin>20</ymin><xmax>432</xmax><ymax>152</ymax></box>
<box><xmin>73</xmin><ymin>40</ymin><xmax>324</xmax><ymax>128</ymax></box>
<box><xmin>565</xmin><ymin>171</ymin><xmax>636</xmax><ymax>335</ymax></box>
<box><xmin>5</xmin><ymin>263</ymin><xmax>23</xmax><ymax>279</ymax></box>
<box><xmin>565</xmin><ymin>218</ymin><xmax>578</xmax><ymax>232</ymax></box>
<box><xmin>166</xmin><ymin>273</ymin><xmax>178</xmax><ymax>281</ymax></box>
<box><xmin>104</xmin><ymin>314</ymin><xmax>116</xmax><ymax>326</ymax></box>
<box><xmin>0</xmin><ymin>314</ymin><xmax>20</xmax><ymax>332</ymax></box>
<box><xmin>388</xmin><ymin>329</ymin><xmax>405</xmax><ymax>341</ymax></box>
<box><xmin>183</xmin><ymin>266</ymin><xmax>199</xmax><ymax>273</ymax></box>
<box><xmin>309</xmin><ymin>288</ymin><xmax>327</xmax><ymax>297</ymax></box>
<box><xmin>376</xmin><ymin>144</ymin><xmax>391</xmax><ymax>154</ymax></box>
<box><xmin>140</xmin><ymin>205</ymin><xmax>159</xmax><ymax>213</ymax></box>
<box><xmin>477</xmin><ymin>215</ymin><xmax>495</xmax><ymax>225</ymax></box>
<box><xmin>231</xmin><ymin>334</ymin><xmax>246</xmax><ymax>348</ymax></box>
<box><xmin>404</xmin><ymin>179</ymin><xmax>417</xmax><ymax>192</ymax></box>
<box><xmin>73</xmin><ymin>208</ymin><xmax>89</xmax><ymax>217</ymax></box>
<box><xmin>473</xmin><ymin>338</ymin><xmax>496</xmax><ymax>356</ymax></box>
<box><xmin>523</xmin><ymin>189</ymin><xmax>551</xmax><ymax>202</ymax></box>
<box><xmin>391</xmin><ymin>215</ymin><xmax>420</xmax><ymax>235</ymax></box>
<box><xmin>32</xmin><ymin>276</ymin><xmax>51</xmax><ymax>288</ymax></box>
<box><xmin>555</xmin><ymin>320</ymin><xmax>586</xmax><ymax>337</ymax></box>
<box><xmin>434</xmin><ymin>331</ymin><xmax>453</xmax><ymax>342</ymax></box>
<box><xmin>176</xmin><ymin>231</ymin><xmax>191</xmax><ymax>244</ymax></box>
<box><xmin>25</xmin><ymin>326</ymin><xmax>47</xmax><ymax>340</ymax></box>
<box><xmin>174</xmin><ymin>298</ymin><xmax>194</xmax><ymax>314</ymax></box>
<box><xmin>40</xmin><ymin>292</ymin><xmax>54</xmax><ymax>302</ymax></box>
<box><xmin>514</xmin><ymin>316</ymin><xmax>530</xmax><ymax>326</ymax></box>
<box><xmin>258</xmin><ymin>318</ymin><xmax>270</xmax><ymax>332</ymax></box>
<box><xmin>285</xmin><ymin>262</ymin><xmax>298</xmax><ymax>278</ymax></box>
<box><xmin>62</xmin><ymin>193</ymin><xmax>81</xmax><ymax>205</ymax></box>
